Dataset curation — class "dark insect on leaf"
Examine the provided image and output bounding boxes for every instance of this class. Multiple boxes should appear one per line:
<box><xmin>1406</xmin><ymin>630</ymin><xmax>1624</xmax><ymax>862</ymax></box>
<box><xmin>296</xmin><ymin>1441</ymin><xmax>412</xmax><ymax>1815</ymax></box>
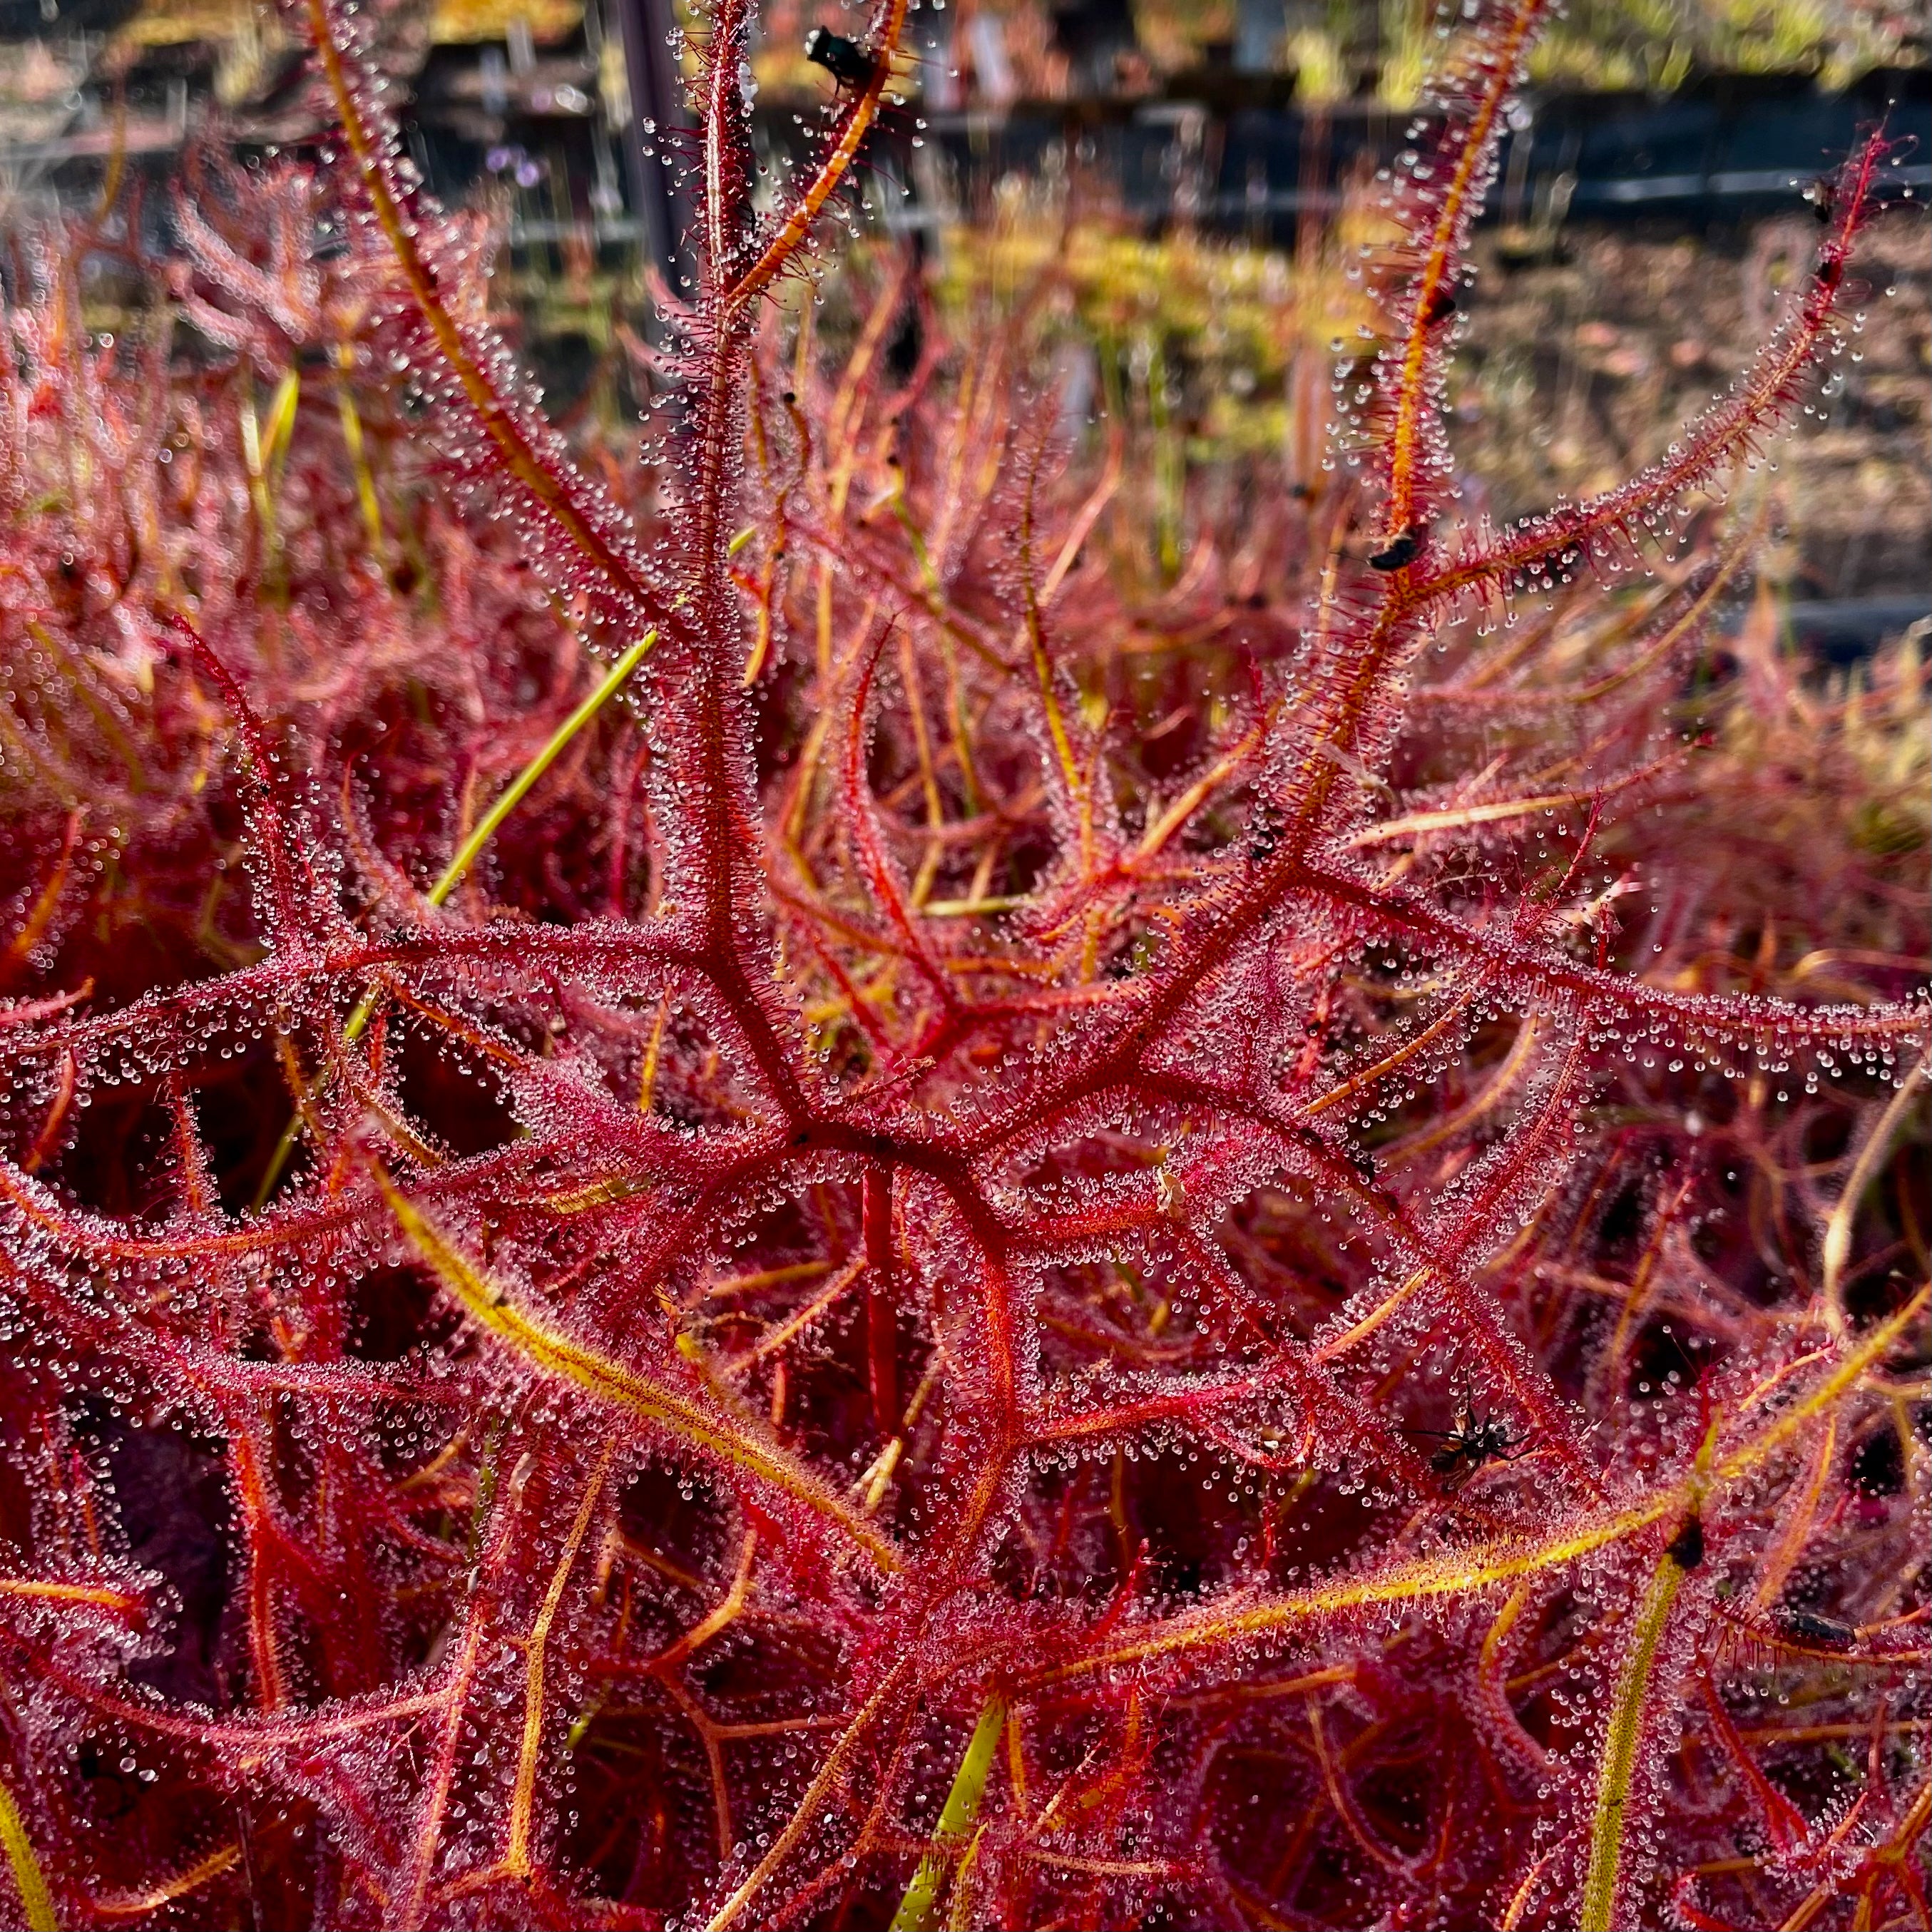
<box><xmin>1774</xmin><ymin>1607</ymin><xmax>1857</xmax><ymax>1651</ymax></box>
<box><xmin>1804</xmin><ymin>177</ymin><xmax>1836</xmax><ymax>223</ymax></box>
<box><xmin>1422</xmin><ymin>285</ymin><xmax>1458</xmax><ymax>327</ymax></box>
<box><xmin>1411</xmin><ymin>1401</ymin><xmax>1532</xmax><ymax>1482</ymax></box>
<box><xmin>1369</xmin><ymin>523</ymin><xmax>1426</xmax><ymax>571</ymax></box>
<box><xmin>1665</xmin><ymin>1513</ymin><xmax>1704</xmax><ymax>1570</ymax></box>
<box><xmin>804</xmin><ymin>27</ymin><xmax>879</xmax><ymax>88</ymax></box>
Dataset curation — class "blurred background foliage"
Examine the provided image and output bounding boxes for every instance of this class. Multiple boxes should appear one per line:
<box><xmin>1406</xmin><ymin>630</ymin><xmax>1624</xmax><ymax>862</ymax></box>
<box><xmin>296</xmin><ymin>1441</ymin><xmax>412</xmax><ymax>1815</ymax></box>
<box><xmin>737</xmin><ymin>0</ymin><xmax>1924</xmax><ymax>101</ymax></box>
<box><xmin>0</xmin><ymin>0</ymin><xmax>1922</xmax><ymax>615</ymax></box>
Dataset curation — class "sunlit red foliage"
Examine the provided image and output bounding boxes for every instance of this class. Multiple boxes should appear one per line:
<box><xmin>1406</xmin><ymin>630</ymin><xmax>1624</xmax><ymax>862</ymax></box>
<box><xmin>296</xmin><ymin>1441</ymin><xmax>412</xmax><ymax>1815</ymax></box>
<box><xmin>0</xmin><ymin>1</ymin><xmax>1926</xmax><ymax>1927</ymax></box>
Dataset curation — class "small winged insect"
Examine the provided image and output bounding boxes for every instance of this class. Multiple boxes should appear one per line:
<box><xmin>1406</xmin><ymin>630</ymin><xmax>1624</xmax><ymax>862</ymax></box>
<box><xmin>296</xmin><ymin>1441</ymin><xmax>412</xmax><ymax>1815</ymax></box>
<box><xmin>1409</xmin><ymin>1396</ymin><xmax>1533</xmax><ymax>1485</ymax></box>
<box><xmin>1368</xmin><ymin>522</ymin><xmax>1427</xmax><ymax>571</ymax></box>
<box><xmin>804</xmin><ymin>26</ymin><xmax>879</xmax><ymax>88</ymax></box>
<box><xmin>1774</xmin><ymin>1605</ymin><xmax>1857</xmax><ymax>1652</ymax></box>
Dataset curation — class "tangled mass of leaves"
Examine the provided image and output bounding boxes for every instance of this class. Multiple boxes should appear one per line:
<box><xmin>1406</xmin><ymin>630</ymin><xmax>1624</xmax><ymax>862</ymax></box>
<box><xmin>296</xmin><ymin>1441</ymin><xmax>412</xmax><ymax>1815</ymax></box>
<box><xmin>0</xmin><ymin>0</ymin><xmax>1926</xmax><ymax>1924</ymax></box>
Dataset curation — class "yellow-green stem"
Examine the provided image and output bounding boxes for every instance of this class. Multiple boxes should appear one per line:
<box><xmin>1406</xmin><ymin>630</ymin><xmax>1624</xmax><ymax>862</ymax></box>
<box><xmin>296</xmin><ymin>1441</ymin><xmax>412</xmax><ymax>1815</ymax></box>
<box><xmin>1580</xmin><ymin>1553</ymin><xmax>1686</xmax><ymax>1932</ymax></box>
<box><xmin>424</xmin><ymin>630</ymin><xmax>655</xmax><ymax>914</ymax></box>
<box><xmin>891</xmin><ymin>1695</ymin><xmax>1008</xmax><ymax>1932</ymax></box>
<box><xmin>334</xmin><ymin>342</ymin><xmax>387</xmax><ymax>560</ymax></box>
<box><xmin>252</xmin><ymin>631</ymin><xmax>655</xmax><ymax>1208</ymax></box>
<box><xmin>375</xmin><ymin>1169</ymin><xmax>897</xmax><ymax>1570</ymax></box>
<box><xmin>0</xmin><ymin>1772</ymin><xmax>56</xmax><ymax>1932</ymax></box>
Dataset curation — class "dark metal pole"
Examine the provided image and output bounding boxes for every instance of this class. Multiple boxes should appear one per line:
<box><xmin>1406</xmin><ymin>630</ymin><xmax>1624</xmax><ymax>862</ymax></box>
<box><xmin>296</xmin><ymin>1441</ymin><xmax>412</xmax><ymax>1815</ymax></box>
<box><xmin>609</xmin><ymin>0</ymin><xmax>690</xmax><ymax>295</ymax></box>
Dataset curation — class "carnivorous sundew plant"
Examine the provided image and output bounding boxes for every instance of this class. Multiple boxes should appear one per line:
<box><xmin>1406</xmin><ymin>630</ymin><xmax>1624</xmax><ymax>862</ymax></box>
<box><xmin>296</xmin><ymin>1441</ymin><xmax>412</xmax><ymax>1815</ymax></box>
<box><xmin>0</xmin><ymin>0</ymin><xmax>1926</xmax><ymax>1925</ymax></box>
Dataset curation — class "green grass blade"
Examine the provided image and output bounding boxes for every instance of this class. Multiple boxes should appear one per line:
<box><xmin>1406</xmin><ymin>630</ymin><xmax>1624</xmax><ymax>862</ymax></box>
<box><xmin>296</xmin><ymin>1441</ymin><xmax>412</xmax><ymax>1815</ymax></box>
<box><xmin>0</xmin><ymin>1772</ymin><xmax>57</xmax><ymax>1932</ymax></box>
<box><xmin>425</xmin><ymin>630</ymin><xmax>655</xmax><ymax>909</ymax></box>
<box><xmin>891</xmin><ymin>1695</ymin><xmax>1007</xmax><ymax>1932</ymax></box>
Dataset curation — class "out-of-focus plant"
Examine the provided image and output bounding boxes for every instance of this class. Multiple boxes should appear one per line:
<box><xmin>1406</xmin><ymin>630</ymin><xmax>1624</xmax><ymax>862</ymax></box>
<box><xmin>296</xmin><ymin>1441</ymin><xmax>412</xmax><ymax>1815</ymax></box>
<box><xmin>0</xmin><ymin>3</ymin><xmax>1925</xmax><ymax>1929</ymax></box>
<box><xmin>792</xmin><ymin>0</ymin><xmax>1921</xmax><ymax>106</ymax></box>
<box><xmin>1530</xmin><ymin>0</ymin><xmax>1921</xmax><ymax>91</ymax></box>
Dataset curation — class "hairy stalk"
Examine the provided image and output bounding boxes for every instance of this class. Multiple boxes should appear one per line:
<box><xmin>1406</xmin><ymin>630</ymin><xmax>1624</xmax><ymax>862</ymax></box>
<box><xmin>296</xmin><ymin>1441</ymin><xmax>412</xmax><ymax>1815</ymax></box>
<box><xmin>503</xmin><ymin>1444</ymin><xmax>614</xmax><ymax>1879</ymax></box>
<box><xmin>1377</xmin><ymin>0</ymin><xmax>1548</xmax><ymax>544</ymax></box>
<box><xmin>429</xmin><ymin>632</ymin><xmax>659</xmax><ymax>911</ymax></box>
<box><xmin>1580</xmin><ymin>1553</ymin><xmax>1690</xmax><ymax>1932</ymax></box>
<box><xmin>705</xmin><ymin>1663</ymin><xmax>914</xmax><ymax>1932</ymax></box>
<box><xmin>1821</xmin><ymin>1048</ymin><xmax>1929</xmax><ymax>1332</ymax></box>
<box><xmin>300</xmin><ymin>0</ymin><xmax>656</xmax><ymax>614</ymax></box>
<box><xmin>1032</xmin><ymin>1283</ymin><xmax>1928</xmax><ymax>1685</ymax></box>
